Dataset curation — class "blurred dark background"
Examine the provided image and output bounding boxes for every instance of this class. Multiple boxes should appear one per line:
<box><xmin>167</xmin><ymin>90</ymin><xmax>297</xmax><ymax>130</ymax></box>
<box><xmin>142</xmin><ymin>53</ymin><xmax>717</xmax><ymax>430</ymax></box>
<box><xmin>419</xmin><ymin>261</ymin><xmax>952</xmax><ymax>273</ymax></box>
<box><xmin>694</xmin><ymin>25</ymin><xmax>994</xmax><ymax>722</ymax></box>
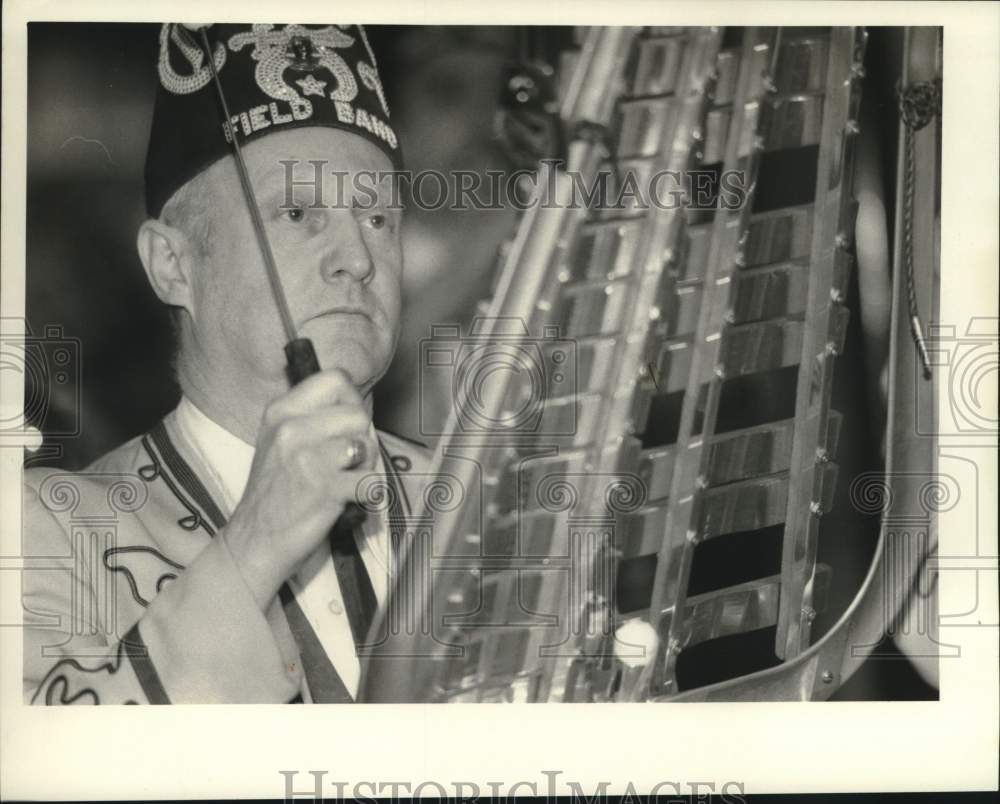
<box><xmin>23</xmin><ymin>24</ymin><xmax>935</xmax><ymax>701</ymax></box>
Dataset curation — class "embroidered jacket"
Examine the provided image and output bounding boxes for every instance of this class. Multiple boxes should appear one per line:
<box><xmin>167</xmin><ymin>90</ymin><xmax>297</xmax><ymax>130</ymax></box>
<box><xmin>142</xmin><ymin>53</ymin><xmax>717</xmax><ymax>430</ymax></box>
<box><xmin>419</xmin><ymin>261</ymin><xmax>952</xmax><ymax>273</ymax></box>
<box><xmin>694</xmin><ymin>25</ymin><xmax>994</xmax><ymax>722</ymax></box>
<box><xmin>22</xmin><ymin>408</ymin><xmax>431</xmax><ymax>704</ymax></box>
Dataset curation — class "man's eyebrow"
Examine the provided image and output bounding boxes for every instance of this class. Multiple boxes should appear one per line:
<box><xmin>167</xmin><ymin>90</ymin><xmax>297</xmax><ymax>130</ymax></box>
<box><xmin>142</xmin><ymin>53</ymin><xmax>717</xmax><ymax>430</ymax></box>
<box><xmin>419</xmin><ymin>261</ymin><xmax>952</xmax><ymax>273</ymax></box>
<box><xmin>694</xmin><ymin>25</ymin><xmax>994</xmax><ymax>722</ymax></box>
<box><xmin>255</xmin><ymin>164</ymin><xmax>326</xmax><ymax>206</ymax></box>
<box><xmin>351</xmin><ymin>196</ymin><xmax>394</xmax><ymax>210</ymax></box>
<box><xmin>254</xmin><ymin>161</ymin><xmax>395</xmax><ymax>204</ymax></box>
<box><xmin>253</xmin><ymin>160</ymin><xmax>296</xmax><ymax>186</ymax></box>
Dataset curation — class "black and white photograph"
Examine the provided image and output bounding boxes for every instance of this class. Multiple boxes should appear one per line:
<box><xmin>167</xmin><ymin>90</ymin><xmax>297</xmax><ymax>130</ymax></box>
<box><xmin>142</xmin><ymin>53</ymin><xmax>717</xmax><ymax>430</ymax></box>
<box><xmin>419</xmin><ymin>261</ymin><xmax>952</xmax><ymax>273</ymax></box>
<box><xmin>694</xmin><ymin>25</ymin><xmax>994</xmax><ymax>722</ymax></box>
<box><xmin>1</xmin><ymin>1</ymin><xmax>996</xmax><ymax>800</ymax></box>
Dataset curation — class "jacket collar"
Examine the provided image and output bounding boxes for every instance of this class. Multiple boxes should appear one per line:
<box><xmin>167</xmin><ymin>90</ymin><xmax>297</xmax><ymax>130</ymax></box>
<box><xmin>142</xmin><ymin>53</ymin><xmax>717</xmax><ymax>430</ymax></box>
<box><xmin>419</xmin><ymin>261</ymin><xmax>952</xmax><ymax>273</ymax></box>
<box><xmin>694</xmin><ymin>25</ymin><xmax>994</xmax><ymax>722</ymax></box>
<box><xmin>139</xmin><ymin>405</ymin><xmax>411</xmax><ymax>537</ymax></box>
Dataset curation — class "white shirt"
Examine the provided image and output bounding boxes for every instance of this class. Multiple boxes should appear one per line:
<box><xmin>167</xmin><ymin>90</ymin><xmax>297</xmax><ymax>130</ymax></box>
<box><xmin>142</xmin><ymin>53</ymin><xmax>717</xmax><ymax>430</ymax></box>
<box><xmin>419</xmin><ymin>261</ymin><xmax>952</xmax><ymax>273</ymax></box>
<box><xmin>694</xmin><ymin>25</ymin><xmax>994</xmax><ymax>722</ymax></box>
<box><xmin>174</xmin><ymin>396</ymin><xmax>392</xmax><ymax>699</ymax></box>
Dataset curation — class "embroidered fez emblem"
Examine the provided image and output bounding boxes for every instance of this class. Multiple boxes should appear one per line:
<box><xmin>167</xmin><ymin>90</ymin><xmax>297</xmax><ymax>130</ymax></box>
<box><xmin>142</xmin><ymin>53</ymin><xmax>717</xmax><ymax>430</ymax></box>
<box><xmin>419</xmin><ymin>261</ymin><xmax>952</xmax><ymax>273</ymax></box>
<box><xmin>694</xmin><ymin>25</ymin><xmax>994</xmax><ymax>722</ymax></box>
<box><xmin>228</xmin><ymin>24</ymin><xmax>359</xmax><ymax>117</ymax></box>
<box><xmin>158</xmin><ymin>24</ymin><xmax>227</xmax><ymax>95</ymax></box>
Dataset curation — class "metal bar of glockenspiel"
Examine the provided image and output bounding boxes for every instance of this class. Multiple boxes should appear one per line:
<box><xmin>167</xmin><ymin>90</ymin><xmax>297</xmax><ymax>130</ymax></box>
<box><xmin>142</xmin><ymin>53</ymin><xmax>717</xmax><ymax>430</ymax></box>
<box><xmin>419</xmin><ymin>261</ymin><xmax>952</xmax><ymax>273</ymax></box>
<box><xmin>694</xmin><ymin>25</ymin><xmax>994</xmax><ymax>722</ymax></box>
<box><xmin>775</xmin><ymin>28</ymin><xmax>867</xmax><ymax>660</ymax></box>
<box><xmin>647</xmin><ymin>26</ymin><xmax>780</xmax><ymax>697</ymax></box>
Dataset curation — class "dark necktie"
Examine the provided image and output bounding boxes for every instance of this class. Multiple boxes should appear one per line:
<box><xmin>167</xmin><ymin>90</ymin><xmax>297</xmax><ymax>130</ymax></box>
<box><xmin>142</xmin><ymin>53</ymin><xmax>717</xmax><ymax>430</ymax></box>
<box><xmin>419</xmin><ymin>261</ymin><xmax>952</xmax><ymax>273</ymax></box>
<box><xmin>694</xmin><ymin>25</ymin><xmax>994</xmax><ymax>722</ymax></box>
<box><xmin>329</xmin><ymin>508</ymin><xmax>378</xmax><ymax>648</ymax></box>
<box><xmin>282</xmin><ymin>443</ymin><xmax>405</xmax><ymax>703</ymax></box>
<box><xmin>279</xmin><ymin>509</ymin><xmax>377</xmax><ymax>703</ymax></box>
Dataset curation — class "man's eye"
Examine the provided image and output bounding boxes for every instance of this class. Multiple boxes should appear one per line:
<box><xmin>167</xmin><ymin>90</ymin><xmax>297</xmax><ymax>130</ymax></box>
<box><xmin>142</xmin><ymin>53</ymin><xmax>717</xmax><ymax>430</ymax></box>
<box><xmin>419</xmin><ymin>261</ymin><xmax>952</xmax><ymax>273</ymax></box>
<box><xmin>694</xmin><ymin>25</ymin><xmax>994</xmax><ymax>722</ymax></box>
<box><xmin>367</xmin><ymin>214</ymin><xmax>386</xmax><ymax>230</ymax></box>
<box><xmin>283</xmin><ymin>206</ymin><xmax>306</xmax><ymax>223</ymax></box>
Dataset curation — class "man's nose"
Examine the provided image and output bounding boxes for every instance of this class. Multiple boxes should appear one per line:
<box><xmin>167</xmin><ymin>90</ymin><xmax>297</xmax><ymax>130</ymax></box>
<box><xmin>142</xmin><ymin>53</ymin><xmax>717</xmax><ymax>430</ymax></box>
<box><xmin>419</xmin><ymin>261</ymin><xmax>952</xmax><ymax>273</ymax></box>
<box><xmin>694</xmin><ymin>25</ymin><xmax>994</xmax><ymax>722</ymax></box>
<box><xmin>319</xmin><ymin>221</ymin><xmax>374</xmax><ymax>284</ymax></box>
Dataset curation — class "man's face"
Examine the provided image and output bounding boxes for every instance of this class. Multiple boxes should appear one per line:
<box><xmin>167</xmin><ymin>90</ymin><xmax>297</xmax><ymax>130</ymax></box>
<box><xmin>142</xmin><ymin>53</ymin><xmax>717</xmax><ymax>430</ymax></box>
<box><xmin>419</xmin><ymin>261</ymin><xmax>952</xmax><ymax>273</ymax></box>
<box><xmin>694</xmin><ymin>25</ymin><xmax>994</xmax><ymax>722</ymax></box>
<box><xmin>184</xmin><ymin>127</ymin><xmax>402</xmax><ymax>405</ymax></box>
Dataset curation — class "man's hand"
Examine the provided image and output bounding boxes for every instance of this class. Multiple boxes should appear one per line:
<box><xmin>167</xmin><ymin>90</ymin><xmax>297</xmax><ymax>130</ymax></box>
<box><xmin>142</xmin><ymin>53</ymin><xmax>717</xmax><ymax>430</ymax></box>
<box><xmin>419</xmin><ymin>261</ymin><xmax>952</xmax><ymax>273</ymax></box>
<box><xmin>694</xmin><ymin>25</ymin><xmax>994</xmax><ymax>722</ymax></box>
<box><xmin>221</xmin><ymin>369</ymin><xmax>376</xmax><ymax>610</ymax></box>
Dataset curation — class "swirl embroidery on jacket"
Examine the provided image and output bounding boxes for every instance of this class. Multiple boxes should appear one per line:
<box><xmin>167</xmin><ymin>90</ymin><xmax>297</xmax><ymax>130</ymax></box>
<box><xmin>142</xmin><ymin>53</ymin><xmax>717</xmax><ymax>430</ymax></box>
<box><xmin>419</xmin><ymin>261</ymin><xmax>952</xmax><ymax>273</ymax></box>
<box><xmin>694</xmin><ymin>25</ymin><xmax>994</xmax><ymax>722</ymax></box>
<box><xmin>140</xmin><ymin>433</ymin><xmax>219</xmax><ymax>536</ymax></box>
<box><xmin>33</xmin><ymin>640</ymin><xmax>131</xmax><ymax>706</ymax></box>
<box><xmin>103</xmin><ymin>546</ymin><xmax>186</xmax><ymax>608</ymax></box>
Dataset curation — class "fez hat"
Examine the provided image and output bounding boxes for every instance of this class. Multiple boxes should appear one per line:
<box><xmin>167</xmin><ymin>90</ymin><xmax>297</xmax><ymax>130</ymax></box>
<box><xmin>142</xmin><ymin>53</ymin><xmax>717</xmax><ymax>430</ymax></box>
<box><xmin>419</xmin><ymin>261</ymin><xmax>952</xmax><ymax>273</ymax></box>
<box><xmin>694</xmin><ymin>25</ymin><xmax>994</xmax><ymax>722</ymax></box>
<box><xmin>144</xmin><ymin>23</ymin><xmax>401</xmax><ymax>218</ymax></box>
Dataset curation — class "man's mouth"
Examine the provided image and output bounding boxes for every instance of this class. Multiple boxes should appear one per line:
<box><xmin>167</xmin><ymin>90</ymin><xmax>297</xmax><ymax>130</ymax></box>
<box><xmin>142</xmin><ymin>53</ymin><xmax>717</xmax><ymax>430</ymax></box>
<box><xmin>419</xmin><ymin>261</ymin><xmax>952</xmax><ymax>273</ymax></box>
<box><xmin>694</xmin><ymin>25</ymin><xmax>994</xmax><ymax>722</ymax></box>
<box><xmin>300</xmin><ymin>307</ymin><xmax>373</xmax><ymax>327</ymax></box>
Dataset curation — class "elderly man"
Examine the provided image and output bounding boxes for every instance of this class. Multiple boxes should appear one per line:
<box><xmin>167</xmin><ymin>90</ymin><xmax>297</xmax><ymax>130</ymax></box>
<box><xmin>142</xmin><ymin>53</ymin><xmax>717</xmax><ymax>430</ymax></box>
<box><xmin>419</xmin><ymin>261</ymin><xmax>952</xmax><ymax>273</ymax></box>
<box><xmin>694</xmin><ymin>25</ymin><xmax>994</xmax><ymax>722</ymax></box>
<box><xmin>23</xmin><ymin>23</ymin><xmax>429</xmax><ymax>704</ymax></box>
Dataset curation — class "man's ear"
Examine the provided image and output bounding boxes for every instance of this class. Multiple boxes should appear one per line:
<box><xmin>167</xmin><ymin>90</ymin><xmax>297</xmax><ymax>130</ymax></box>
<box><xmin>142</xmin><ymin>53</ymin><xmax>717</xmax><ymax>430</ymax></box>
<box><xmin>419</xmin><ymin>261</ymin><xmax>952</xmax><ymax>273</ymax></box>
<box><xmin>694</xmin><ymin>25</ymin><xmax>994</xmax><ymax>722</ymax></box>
<box><xmin>136</xmin><ymin>219</ymin><xmax>197</xmax><ymax>318</ymax></box>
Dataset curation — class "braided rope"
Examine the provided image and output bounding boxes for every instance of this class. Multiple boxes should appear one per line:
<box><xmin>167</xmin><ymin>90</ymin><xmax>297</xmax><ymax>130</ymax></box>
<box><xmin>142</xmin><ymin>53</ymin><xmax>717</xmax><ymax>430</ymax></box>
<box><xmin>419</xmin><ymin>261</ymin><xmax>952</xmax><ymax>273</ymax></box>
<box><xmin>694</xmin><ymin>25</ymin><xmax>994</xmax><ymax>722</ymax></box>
<box><xmin>897</xmin><ymin>79</ymin><xmax>940</xmax><ymax>379</ymax></box>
